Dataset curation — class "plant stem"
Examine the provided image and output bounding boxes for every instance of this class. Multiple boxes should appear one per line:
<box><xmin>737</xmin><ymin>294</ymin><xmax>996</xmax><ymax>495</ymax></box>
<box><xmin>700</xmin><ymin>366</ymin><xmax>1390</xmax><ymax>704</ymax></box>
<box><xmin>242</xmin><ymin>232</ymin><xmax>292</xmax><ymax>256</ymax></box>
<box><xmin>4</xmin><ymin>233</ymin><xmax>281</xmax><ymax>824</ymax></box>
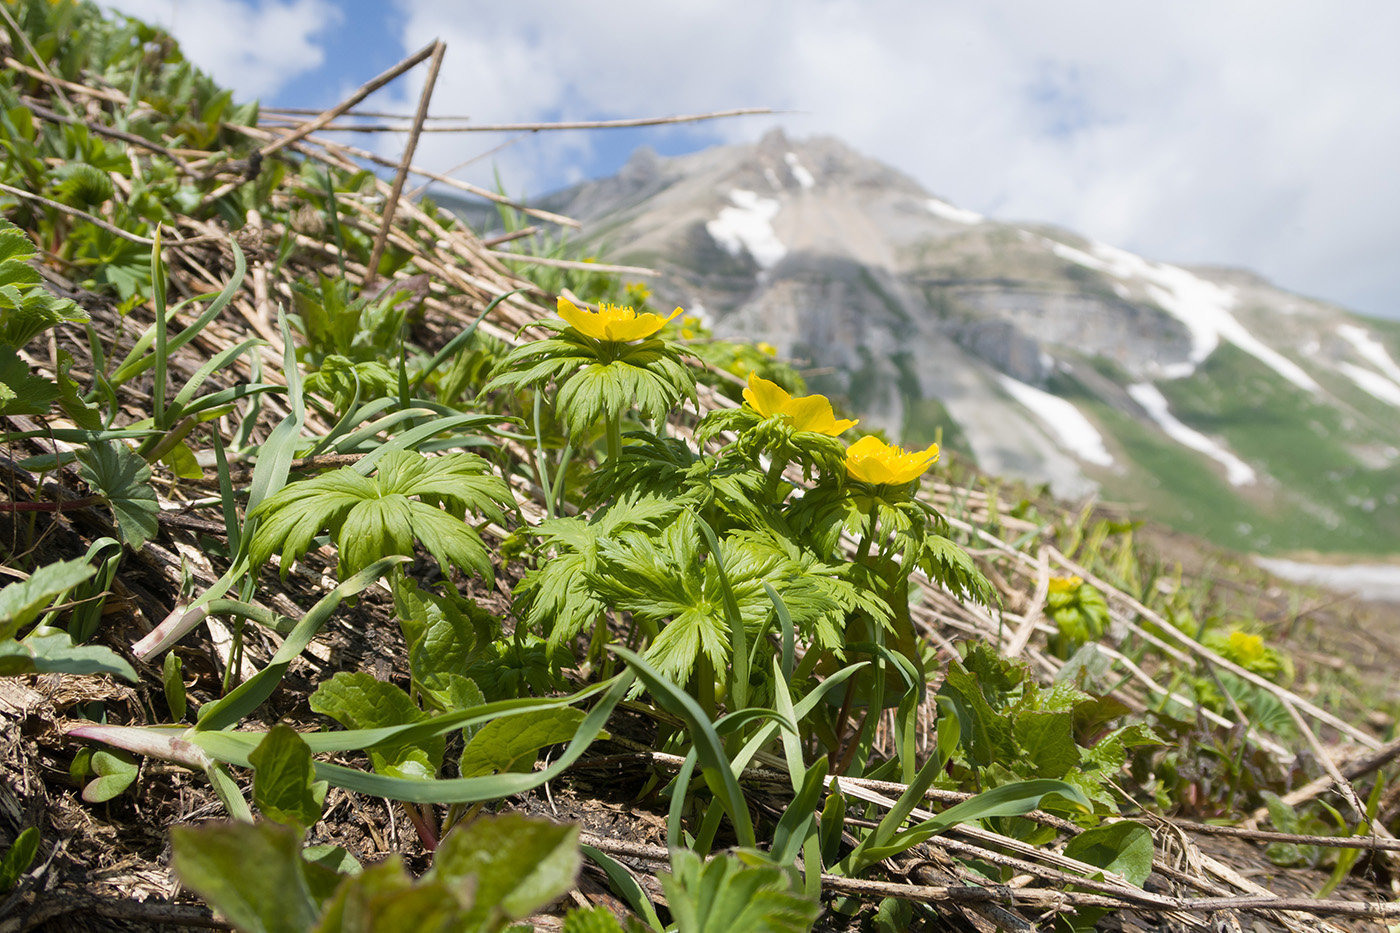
<box><xmin>0</xmin><ymin>495</ymin><xmax>102</xmax><ymax>512</ymax></box>
<box><xmin>605</xmin><ymin>413</ymin><xmax>623</xmax><ymax>467</ymax></box>
<box><xmin>763</xmin><ymin>455</ymin><xmax>789</xmax><ymax>502</ymax></box>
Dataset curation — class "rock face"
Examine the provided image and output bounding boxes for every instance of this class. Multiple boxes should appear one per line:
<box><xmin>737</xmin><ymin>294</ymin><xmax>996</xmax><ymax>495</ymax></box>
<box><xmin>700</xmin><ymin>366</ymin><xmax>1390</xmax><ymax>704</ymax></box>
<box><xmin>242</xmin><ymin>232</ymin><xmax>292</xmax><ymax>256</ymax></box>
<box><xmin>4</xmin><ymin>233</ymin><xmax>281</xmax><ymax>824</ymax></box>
<box><xmin>470</xmin><ymin>130</ymin><xmax>1400</xmax><ymax>556</ymax></box>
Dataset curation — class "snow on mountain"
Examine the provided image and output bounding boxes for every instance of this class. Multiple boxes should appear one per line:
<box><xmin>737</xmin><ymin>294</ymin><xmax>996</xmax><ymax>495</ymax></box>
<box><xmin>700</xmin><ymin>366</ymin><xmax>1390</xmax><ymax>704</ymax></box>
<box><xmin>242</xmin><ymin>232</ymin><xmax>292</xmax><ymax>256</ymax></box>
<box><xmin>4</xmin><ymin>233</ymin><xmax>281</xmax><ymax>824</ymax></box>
<box><xmin>784</xmin><ymin>152</ymin><xmax>816</xmax><ymax>190</ymax></box>
<box><xmin>997</xmin><ymin>374</ymin><xmax>1114</xmax><ymax>467</ymax></box>
<box><xmin>706</xmin><ymin>190</ymin><xmax>786</xmax><ymax>269</ymax></box>
<box><xmin>1048</xmin><ymin>239</ymin><xmax>1320</xmax><ymax>391</ymax></box>
<box><xmin>926</xmin><ymin>197</ymin><xmax>983</xmax><ymax>225</ymax></box>
<box><xmin>1128</xmin><ymin>383</ymin><xmax>1257</xmax><ymax>486</ymax></box>
<box><xmin>1338</xmin><ymin>324</ymin><xmax>1400</xmax><ymax>385</ymax></box>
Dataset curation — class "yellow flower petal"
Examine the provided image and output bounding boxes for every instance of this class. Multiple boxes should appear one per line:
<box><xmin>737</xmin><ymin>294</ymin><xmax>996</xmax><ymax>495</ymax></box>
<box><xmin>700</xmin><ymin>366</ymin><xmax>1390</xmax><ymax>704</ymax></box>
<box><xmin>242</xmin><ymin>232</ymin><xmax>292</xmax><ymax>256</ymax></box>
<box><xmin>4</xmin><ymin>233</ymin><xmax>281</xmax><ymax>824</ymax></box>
<box><xmin>742</xmin><ymin>374</ymin><xmax>857</xmax><ymax>436</ymax></box>
<box><xmin>845</xmin><ymin>435</ymin><xmax>940</xmax><ymax>485</ymax></box>
<box><xmin>743</xmin><ymin>373</ymin><xmax>793</xmax><ymax>418</ymax></box>
<box><xmin>556</xmin><ymin>298</ymin><xmax>681</xmax><ymax>342</ymax></box>
<box><xmin>1047</xmin><ymin>575</ymin><xmax>1082</xmax><ymax>595</ymax></box>
<box><xmin>780</xmin><ymin>395</ymin><xmax>859</xmax><ymax>436</ymax></box>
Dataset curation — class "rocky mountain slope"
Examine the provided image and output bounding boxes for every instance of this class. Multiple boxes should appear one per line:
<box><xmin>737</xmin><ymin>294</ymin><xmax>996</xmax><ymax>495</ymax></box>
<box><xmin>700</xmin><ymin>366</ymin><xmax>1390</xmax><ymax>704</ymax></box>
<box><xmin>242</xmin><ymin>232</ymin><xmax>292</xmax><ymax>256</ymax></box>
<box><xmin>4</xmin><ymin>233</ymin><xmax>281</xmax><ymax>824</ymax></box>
<box><xmin>472</xmin><ymin>130</ymin><xmax>1400</xmax><ymax>556</ymax></box>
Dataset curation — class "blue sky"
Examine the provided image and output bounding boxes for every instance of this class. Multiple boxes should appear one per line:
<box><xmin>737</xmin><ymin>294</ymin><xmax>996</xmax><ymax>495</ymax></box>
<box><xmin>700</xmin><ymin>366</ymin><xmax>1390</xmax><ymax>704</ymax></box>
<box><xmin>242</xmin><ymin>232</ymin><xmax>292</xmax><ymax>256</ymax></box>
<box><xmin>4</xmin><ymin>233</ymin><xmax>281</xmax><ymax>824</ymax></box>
<box><xmin>103</xmin><ymin>1</ymin><xmax>1400</xmax><ymax>321</ymax></box>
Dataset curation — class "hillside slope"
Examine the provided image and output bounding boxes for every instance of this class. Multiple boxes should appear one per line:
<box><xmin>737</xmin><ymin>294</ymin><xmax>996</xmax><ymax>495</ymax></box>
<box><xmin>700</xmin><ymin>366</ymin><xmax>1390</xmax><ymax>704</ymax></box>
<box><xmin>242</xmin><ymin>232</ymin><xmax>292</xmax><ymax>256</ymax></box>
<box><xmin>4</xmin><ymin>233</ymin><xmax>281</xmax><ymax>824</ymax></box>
<box><xmin>506</xmin><ymin>130</ymin><xmax>1400</xmax><ymax>556</ymax></box>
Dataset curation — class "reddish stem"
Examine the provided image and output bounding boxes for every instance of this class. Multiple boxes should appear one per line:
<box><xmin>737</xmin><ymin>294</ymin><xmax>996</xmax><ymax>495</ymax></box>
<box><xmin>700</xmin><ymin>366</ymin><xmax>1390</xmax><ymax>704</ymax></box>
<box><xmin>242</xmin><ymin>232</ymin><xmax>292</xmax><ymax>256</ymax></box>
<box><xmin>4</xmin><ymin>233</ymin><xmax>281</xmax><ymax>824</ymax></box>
<box><xmin>0</xmin><ymin>495</ymin><xmax>102</xmax><ymax>513</ymax></box>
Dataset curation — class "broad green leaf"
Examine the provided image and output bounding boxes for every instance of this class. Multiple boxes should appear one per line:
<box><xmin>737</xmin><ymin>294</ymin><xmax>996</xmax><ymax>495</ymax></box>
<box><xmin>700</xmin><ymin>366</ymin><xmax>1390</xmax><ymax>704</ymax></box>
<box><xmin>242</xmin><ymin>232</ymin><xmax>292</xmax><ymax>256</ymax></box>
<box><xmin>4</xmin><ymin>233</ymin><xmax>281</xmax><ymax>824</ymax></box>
<box><xmin>76</xmin><ymin>439</ymin><xmax>158</xmax><ymax>547</ymax></box>
<box><xmin>82</xmin><ymin>749</ymin><xmax>138</xmax><ymax>803</ymax></box>
<box><xmin>250</xmin><ymin>724</ymin><xmax>329</xmax><ymax>829</ymax></box>
<box><xmin>1013</xmin><ymin>709</ymin><xmax>1079</xmax><ymax>779</ymax></box>
<box><xmin>659</xmin><ymin>849</ymin><xmax>820</xmax><ymax>933</ymax></box>
<box><xmin>0</xmin><ymin>558</ymin><xmax>96</xmax><ymax>641</ymax></box>
<box><xmin>171</xmin><ymin>821</ymin><xmax>320</xmax><ymax>933</ymax></box>
<box><xmin>0</xmin><ymin>827</ymin><xmax>39</xmax><ymax>893</ymax></box>
<box><xmin>1062</xmin><ymin>821</ymin><xmax>1154</xmax><ymax>887</ymax></box>
<box><xmin>429</xmin><ymin>813</ymin><xmax>580</xmax><ymax>927</ymax></box>
<box><xmin>458</xmin><ymin>708</ymin><xmax>587</xmax><ymax>778</ymax></box>
<box><xmin>312</xmin><ymin>856</ymin><xmax>465</xmax><ymax>933</ymax></box>
<box><xmin>310</xmin><ymin>673</ymin><xmax>443</xmax><ymax>781</ymax></box>
<box><xmin>0</xmin><ymin>629</ymin><xmax>136</xmax><ymax>682</ymax></box>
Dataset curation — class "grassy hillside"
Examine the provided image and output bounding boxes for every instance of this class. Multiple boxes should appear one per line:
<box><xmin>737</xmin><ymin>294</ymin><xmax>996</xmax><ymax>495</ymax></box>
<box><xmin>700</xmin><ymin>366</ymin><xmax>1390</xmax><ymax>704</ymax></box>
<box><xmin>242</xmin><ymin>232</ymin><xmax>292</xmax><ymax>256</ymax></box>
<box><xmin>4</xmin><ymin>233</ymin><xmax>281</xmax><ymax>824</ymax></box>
<box><xmin>2</xmin><ymin>4</ymin><xmax>1399</xmax><ymax>932</ymax></box>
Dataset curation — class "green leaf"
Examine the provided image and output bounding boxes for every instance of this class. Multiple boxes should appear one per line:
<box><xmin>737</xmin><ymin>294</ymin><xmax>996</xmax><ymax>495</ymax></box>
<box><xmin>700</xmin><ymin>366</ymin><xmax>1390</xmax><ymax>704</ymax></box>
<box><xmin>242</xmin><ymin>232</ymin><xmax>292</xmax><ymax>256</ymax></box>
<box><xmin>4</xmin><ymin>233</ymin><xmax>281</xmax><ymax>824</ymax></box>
<box><xmin>76</xmin><ymin>439</ymin><xmax>158</xmax><ymax>548</ymax></box>
<box><xmin>1062</xmin><ymin>821</ymin><xmax>1154</xmax><ymax>887</ymax></box>
<box><xmin>659</xmin><ymin>849</ymin><xmax>820</xmax><ymax>933</ymax></box>
<box><xmin>458</xmin><ymin>708</ymin><xmax>587</xmax><ymax>778</ymax></box>
<box><xmin>429</xmin><ymin>813</ymin><xmax>581</xmax><ymax>928</ymax></box>
<box><xmin>1013</xmin><ymin>709</ymin><xmax>1079</xmax><ymax>779</ymax></box>
<box><xmin>171</xmin><ymin>821</ymin><xmax>320</xmax><ymax>933</ymax></box>
<box><xmin>0</xmin><ymin>629</ymin><xmax>136</xmax><ymax>682</ymax></box>
<box><xmin>0</xmin><ymin>558</ymin><xmax>96</xmax><ymax>642</ymax></box>
<box><xmin>250</xmin><ymin>724</ymin><xmax>329</xmax><ymax>829</ymax></box>
<box><xmin>563</xmin><ymin>905</ymin><xmax>629</xmax><ymax>933</ymax></box>
<box><xmin>82</xmin><ymin>749</ymin><xmax>138</xmax><ymax>803</ymax></box>
<box><xmin>249</xmin><ymin>450</ymin><xmax>510</xmax><ymax>582</ymax></box>
<box><xmin>0</xmin><ymin>347</ymin><xmax>58</xmax><ymax>417</ymax></box>
<box><xmin>309</xmin><ymin>673</ymin><xmax>443</xmax><ymax>781</ymax></box>
<box><xmin>162</xmin><ymin>651</ymin><xmax>187</xmax><ymax>720</ymax></box>
<box><xmin>0</xmin><ymin>827</ymin><xmax>39</xmax><ymax>893</ymax></box>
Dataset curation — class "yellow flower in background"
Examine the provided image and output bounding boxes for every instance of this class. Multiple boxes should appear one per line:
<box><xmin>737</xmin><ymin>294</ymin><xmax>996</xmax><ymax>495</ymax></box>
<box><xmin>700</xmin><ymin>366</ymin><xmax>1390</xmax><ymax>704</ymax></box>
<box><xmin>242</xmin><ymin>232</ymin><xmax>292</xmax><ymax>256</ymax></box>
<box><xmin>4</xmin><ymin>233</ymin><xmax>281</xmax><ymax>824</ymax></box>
<box><xmin>1047</xmin><ymin>575</ymin><xmax>1083</xmax><ymax>595</ymax></box>
<box><xmin>844</xmin><ymin>435</ymin><xmax>939</xmax><ymax>485</ymax></box>
<box><xmin>757</xmin><ymin>341</ymin><xmax>778</xmax><ymax>356</ymax></box>
<box><xmin>743</xmin><ymin>373</ymin><xmax>858</xmax><ymax>436</ymax></box>
<box><xmin>557</xmin><ymin>297</ymin><xmax>681</xmax><ymax>342</ymax></box>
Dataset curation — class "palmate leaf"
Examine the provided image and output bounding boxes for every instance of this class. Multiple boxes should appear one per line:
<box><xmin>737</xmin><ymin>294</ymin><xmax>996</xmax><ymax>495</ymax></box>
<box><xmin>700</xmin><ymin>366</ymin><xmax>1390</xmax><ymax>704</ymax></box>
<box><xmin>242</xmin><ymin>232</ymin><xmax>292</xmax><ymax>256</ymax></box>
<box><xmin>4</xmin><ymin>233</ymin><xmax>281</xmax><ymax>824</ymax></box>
<box><xmin>248</xmin><ymin>450</ymin><xmax>512</xmax><ymax>583</ymax></box>
<box><xmin>513</xmin><ymin>494</ymin><xmax>679</xmax><ymax>649</ymax></box>
<box><xmin>0</xmin><ymin>347</ymin><xmax>58</xmax><ymax>418</ymax></box>
<box><xmin>75</xmin><ymin>439</ymin><xmax>158</xmax><ymax>548</ymax></box>
<box><xmin>483</xmin><ymin>327</ymin><xmax>695</xmax><ymax>441</ymax></box>
<box><xmin>0</xmin><ymin>219</ymin><xmax>89</xmax><ymax>348</ymax></box>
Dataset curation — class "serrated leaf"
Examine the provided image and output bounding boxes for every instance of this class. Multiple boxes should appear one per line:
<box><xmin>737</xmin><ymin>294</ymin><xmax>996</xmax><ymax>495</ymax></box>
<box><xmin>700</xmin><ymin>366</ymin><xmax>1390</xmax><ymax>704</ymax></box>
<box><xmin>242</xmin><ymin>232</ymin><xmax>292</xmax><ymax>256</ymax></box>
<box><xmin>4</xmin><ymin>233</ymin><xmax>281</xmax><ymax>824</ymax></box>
<box><xmin>563</xmin><ymin>905</ymin><xmax>629</xmax><ymax>933</ymax></box>
<box><xmin>76</xmin><ymin>440</ymin><xmax>158</xmax><ymax>548</ymax></box>
<box><xmin>249</xmin><ymin>450</ymin><xmax>510</xmax><ymax>583</ymax></box>
<box><xmin>1013</xmin><ymin>709</ymin><xmax>1079</xmax><ymax>779</ymax></box>
<box><xmin>250</xmin><ymin>724</ymin><xmax>328</xmax><ymax>829</ymax></box>
<box><xmin>429</xmin><ymin>813</ymin><xmax>580</xmax><ymax>927</ymax></box>
<box><xmin>0</xmin><ymin>347</ymin><xmax>58</xmax><ymax>417</ymax></box>
<box><xmin>82</xmin><ymin>748</ymin><xmax>138</xmax><ymax>803</ymax></box>
<box><xmin>171</xmin><ymin>821</ymin><xmax>320</xmax><ymax>933</ymax></box>
<box><xmin>0</xmin><ymin>558</ymin><xmax>96</xmax><ymax>641</ymax></box>
<box><xmin>660</xmin><ymin>849</ymin><xmax>820</xmax><ymax>933</ymax></box>
<box><xmin>458</xmin><ymin>708</ymin><xmax>588</xmax><ymax>778</ymax></box>
<box><xmin>309</xmin><ymin>673</ymin><xmax>443</xmax><ymax>781</ymax></box>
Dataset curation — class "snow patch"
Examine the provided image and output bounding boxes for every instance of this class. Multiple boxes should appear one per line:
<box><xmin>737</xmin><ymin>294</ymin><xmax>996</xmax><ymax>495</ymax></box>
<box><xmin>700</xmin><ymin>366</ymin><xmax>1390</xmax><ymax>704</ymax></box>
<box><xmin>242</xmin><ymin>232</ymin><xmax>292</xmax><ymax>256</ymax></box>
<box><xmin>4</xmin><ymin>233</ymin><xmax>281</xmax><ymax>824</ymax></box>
<box><xmin>1049</xmin><ymin>239</ymin><xmax>1319</xmax><ymax>391</ymax></box>
<box><xmin>707</xmin><ymin>190</ymin><xmax>786</xmax><ymax>270</ymax></box>
<box><xmin>1128</xmin><ymin>383</ymin><xmax>1256</xmax><ymax>486</ymax></box>
<box><xmin>1338</xmin><ymin>361</ymin><xmax>1400</xmax><ymax>407</ymax></box>
<box><xmin>926</xmin><ymin>197</ymin><xmax>982</xmax><ymax>225</ymax></box>
<box><xmin>997</xmin><ymin>375</ymin><xmax>1114</xmax><ymax>467</ymax></box>
<box><xmin>783</xmin><ymin>152</ymin><xmax>816</xmax><ymax>189</ymax></box>
<box><xmin>1337</xmin><ymin>324</ymin><xmax>1400</xmax><ymax>384</ymax></box>
<box><xmin>762</xmin><ymin>167</ymin><xmax>782</xmax><ymax>191</ymax></box>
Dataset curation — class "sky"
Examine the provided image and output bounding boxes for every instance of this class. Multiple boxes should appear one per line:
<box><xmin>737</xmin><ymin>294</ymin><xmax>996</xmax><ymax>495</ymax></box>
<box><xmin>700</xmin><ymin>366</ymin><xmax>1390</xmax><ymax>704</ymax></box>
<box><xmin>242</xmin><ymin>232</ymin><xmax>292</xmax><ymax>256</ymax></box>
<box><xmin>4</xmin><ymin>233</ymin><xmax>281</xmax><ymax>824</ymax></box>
<box><xmin>102</xmin><ymin>0</ymin><xmax>1400</xmax><ymax>321</ymax></box>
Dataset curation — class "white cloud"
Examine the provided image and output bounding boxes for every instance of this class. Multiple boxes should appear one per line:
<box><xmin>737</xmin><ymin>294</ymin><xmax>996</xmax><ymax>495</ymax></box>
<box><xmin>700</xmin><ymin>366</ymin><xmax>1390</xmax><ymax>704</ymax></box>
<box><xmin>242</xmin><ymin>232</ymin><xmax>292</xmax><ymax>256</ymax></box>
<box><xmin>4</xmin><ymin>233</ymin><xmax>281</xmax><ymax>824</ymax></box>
<box><xmin>101</xmin><ymin>0</ymin><xmax>339</xmax><ymax>100</ymax></box>
<box><xmin>378</xmin><ymin>0</ymin><xmax>1400</xmax><ymax>319</ymax></box>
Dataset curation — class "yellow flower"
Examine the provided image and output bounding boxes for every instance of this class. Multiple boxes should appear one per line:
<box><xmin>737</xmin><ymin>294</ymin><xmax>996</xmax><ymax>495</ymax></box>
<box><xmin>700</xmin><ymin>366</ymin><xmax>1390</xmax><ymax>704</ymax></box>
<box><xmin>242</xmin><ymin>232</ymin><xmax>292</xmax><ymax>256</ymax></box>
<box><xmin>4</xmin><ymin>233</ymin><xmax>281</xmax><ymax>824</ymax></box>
<box><xmin>757</xmin><ymin>341</ymin><xmax>778</xmax><ymax>357</ymax></box>
<box><xmin>844</xmin><ymin>435</ymin><xmax>939</xmax><ymax>485</ymax></box>
<box><xmin>1047</xmin><ymin>575</ymin><xmax>1082</xmax><ymax>595</ymax></box>
<box><xmin>557</xmin><ymin>297</ymin><xmax>681</xmax><ymax>342</ymax></box>
<box><xmin>742</xmin><ymin>373</ymin><xmax>858</xmax><ymax>436</ymax></box>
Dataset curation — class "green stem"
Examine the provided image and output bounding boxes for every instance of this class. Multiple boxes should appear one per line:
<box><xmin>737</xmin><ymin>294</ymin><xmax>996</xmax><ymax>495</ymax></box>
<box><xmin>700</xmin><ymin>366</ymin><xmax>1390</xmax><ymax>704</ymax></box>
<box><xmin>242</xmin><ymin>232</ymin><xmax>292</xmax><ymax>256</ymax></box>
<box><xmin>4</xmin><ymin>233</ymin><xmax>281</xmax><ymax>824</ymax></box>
<box><xmin>763</xmin><ymin>455</ymin><xmax>789</xmax><ymax>503</ymax></box>
<box><xmin>605</xmin><ymin>413</ymin><xmax>623</xmax><ymax>467</ymax></box>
